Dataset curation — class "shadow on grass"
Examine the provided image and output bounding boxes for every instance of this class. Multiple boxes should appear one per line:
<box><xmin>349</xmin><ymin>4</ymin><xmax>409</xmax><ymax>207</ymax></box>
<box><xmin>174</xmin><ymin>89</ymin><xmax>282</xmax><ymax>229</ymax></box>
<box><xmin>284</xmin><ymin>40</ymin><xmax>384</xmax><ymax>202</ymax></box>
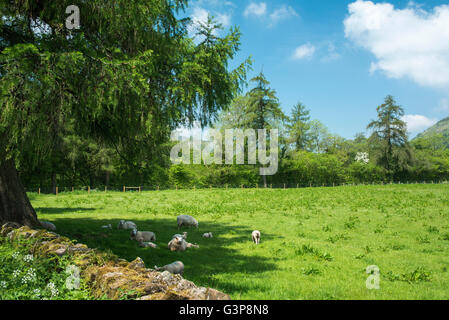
<box><xmin>45</xmin><ymin>216</ymin><xmax>279</xmax><ymax>296</ymax></box>
<box><xmin>35</xmin><ymin>207</ymin><xmax>96</xmax><ymax>214</ymax></box>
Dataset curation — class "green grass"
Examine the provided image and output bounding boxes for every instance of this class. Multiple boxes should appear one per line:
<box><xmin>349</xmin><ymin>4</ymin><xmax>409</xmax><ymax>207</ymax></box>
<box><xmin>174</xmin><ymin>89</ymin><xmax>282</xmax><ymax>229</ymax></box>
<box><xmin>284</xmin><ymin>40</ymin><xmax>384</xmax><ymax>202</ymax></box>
<box><xmin>30</xmin><ymin>184</ymin><xmax>449</xmax><ymax>300</ymax></box>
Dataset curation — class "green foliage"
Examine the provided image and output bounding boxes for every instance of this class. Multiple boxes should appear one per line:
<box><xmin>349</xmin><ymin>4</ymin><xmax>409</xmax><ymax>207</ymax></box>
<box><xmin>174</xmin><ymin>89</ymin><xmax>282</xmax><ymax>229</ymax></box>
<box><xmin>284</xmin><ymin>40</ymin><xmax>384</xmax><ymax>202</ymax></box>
<box><xmin>0</xmin><ymin>237</ymin><xmax>93</xmax><ymax>300</ymax></box>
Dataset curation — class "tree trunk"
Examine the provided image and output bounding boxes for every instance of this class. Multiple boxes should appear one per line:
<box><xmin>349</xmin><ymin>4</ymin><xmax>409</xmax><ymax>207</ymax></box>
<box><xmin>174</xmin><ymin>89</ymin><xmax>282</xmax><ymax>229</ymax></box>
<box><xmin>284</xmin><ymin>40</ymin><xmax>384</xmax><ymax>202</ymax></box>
<box><xmin>51</xmin><ymin>172</ymin><xmax>57</xmax><ymax>195</ymax></box>
<box><xmin>0</xmin><ymin>159</ymin><xmax>40</xmax><ymax>227</ymax></box>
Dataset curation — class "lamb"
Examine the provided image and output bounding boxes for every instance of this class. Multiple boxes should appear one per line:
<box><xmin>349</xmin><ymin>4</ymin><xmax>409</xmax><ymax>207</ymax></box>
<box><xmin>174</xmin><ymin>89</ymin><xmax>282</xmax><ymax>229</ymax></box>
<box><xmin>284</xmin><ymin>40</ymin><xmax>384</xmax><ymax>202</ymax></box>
<box><xmin>167</xmin><ymin>236</ymin><xmax>199</xmax><ymax>252</ymax></box>
<box><xmin>252</xmin><ymin>230</ymin><xmax>261</xmax><ymax>244</ymax></box>
<box><xmin>40</xmin><ymin>221</ymin><xmax>56</xmax><ymax>231</ymax></box>
<box><xmin>202</xmin><ymin>232</ymin><xmax>213</xmax><ymax>238</ymax></box>
<box><xmin>130</xmin><ymin>229</ymin><xmax>156</xmax><ymax>242</ymax></box>
<box><xmin>172</xmin><ymin>232</ymin><xmax>188</xmax><ymax>240</ymax></box>
<box><xmin>139</xmin><ymin>241</ymin><xmax>157</xmax><ymax>248</ymax></box>
<box><xmin>177</xmin><ymin>215</ymin><xmax>198</xmax><ymax>229</ymax></box>
<box><xmin>154</xmin><ymin>261</ymin><xmax>184</xmax><ymax>275</ymax></box>
<box><xmin>117</xmin><ymin>220</ymin><xmax>137</xmax><ymax>230</ymax></box>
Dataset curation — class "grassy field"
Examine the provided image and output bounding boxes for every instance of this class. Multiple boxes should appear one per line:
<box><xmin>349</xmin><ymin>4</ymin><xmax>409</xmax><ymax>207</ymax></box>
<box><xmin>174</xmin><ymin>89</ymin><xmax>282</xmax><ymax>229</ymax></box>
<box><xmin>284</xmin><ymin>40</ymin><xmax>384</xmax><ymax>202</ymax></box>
<box><xmin>30</xmin><ymin>184</ymin><xmax>449</xmax><ymax>300</ymax></box>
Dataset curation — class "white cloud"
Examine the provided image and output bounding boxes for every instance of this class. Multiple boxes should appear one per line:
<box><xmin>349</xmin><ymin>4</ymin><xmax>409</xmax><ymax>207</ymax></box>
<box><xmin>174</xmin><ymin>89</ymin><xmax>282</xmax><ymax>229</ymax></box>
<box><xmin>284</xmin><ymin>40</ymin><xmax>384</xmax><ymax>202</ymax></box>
<box><xmin>244</xmin><ymin>2</ymin><xmax>267</xmax><ymax>17</ymax></box>
<box><xmin>292</xmin><ymin>44</ymin><xmax>316</xmax><ymax>60</ymax></box>
<box><xmin>344</xmin><ymin>0</ymin><xmax>449</xmax><ymax>88</ymax></box>
<box><xmin>269</xmin><ymin>5</ymin><xmax>299</xmax><ymax>26</ymax></box>
<box><xmin>402</xmin><ymin>114</ymin><xmax>438</xmax><ymax>133</ymax></box>
<box><xmin>189</xmin><ymin>7</ymin><xmax>231</xmax><ymax>39</ymax></box>
<box><xmin>321</xmin><ymin>43</ymin><xmax>341</xmax><ymax>62</ymax></box>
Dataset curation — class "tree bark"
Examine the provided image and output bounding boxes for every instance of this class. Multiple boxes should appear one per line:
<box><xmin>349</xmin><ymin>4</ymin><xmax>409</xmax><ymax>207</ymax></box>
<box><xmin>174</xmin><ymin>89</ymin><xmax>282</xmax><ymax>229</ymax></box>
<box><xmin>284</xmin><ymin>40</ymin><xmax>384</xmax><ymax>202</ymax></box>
<box><xmin>0</xmin><ymin>159</ymin><xmax>40</xmax><ymax>227</ymax></box>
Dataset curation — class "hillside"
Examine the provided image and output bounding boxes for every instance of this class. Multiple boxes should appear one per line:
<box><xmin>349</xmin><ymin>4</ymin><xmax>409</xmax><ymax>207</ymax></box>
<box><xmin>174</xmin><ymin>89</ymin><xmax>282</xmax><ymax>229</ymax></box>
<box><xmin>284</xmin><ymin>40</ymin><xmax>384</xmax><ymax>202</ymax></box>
<box><xmin>416</xmin><ymin>116</ymin><xmax>449</xmax><ymax>138</ymax></box>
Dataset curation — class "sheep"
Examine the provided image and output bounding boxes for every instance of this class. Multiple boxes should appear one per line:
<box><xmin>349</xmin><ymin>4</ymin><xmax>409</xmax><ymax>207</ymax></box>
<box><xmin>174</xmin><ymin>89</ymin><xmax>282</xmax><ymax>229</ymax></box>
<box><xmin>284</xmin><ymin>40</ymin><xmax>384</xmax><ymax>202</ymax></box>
<box><xmin>167</xmin><ymin>236</ymin><xmax>199</xmax><ymax>252</ymax></box>
<box><xmin>40</xmin><ymin>221</ymin><xmax>56</xmax><ymax>231</ymax></box>
<box><xmin>177</xmin><ymin>215</ymin><xmax>198</xmax><ymax>229</ymax></box>
<box><xmin>172</xmin><ymin>232</ymin><xmax>188</xmax><ymax>240</ymax></box>
<box><xmin>139</xmin><ymin>241</ymin><xmax>157</xmax><ymax>248</ymax></box>
<box><xmin>117</xmin><ymin>220</ymin><xmax>137</xmax><ymax>230</ymax></box>
<box><xmin>130</xmin><ymin>229</ymin><xmax>156</xmax><ymax>242</ymax></box>
<box><xmin>252</xmin><ymin>230</ymin><xmax>261</xmax><ymax>244</ymax></box>
<box><xmin>202</xmin><ymin>232</ymin><xmax>213</xmax><ymax>238</ymax></box>
<box><xmin>154</xmin><ymin>261</ymin><xmax>184</xmax><ymax>275</ymax></box>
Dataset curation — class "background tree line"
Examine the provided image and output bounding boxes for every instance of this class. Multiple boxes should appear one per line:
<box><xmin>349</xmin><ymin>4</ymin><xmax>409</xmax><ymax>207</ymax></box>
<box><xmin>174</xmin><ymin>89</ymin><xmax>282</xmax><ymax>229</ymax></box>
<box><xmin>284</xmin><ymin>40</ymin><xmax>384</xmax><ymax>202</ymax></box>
<box><xmin>18</xmin><ymin>72</ymin><xmax>449</xmax><ymax>191</ymax></box>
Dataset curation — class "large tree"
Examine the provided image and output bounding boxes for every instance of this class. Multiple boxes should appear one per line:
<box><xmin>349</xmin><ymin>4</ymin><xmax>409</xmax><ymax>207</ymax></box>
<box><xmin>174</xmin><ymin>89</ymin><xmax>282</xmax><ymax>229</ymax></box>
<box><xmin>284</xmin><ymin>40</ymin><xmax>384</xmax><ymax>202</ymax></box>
<box><xmin>0</xmin><ymin>0</ymin><xmax>249</xmax><ymax>226</ymax></box>
<box><xmin>367</xmin><ymin>95</ymin><xmax>412</xmax><ymax>177</ymax></box>
<box><xmin>287</xmin><ymin>102</ymin><xmax>311</xmax><ymax>151</ymax></box>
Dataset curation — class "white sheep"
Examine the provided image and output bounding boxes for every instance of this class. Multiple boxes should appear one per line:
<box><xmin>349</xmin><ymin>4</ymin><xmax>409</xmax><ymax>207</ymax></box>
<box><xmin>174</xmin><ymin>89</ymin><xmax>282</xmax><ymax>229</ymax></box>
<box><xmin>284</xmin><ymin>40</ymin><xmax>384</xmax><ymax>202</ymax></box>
<box><xmin>177</xmin><ymin>215</ymin><xmax>198</xmax><ymax>229</ymax></box>
<box><xmin>40</xmin><ymin>221</ymin><xmax>56</xmax><ymax>231</ymax></box>
<box><xmin>154</xmin><ymin>261</ymin><xmax>184</xmax><ymax>275</ymax></box>
<box><xmin>252</xmin><ymin>230</ymin><xmax>261</xmax><ymax>244</ymax></box>
<box><xmin>118</xmin><ymin>220</ymin><xmax>137</xmax><ymax>230</ymax></box>
<box><xmin>167</xmin><ymin>236</ymin><xmax>199</xmax><ymax>252</ymax></box>
<box><xmin>139</xmin><ymin>241</ymin><xmax>157</xmax><ymax>248</ymax></box>
<box><xmin>172</xmin><ymin>232</ymin><xmax>188</xmax><ymax>240</ymax></box>
<box><xmin>202</xmin><ymin>232</ymin><xmax>213</xmax><ymax>238</ymax></box>
<box><xmin>130</xmin><ymin>229</ymin><xmax>156</xmax><ymax>242</ymax></box>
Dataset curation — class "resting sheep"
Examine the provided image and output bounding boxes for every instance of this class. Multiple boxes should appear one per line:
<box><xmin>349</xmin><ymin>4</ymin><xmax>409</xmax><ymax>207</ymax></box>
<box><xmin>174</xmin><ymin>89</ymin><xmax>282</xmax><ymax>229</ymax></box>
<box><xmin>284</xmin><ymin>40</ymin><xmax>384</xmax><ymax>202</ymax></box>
<box><xmin>177</xmin><ymin>215</ymin><xmax>198</xmax><ymax>229</ymax></box>
<box><xmin>154</xmin><ymin>261</ymin><xmax>184</xmax><ymax>275</ymax></box>
<box><xmin>139</xmin><ymin>241</ymin><xmax>157</xmax><ymax>248</ymax></box>
<box><xmin>252</xmin><ymin>230</ymin><xmax>261</xmax><ymax>244</ymax></box>
<box><xmin>202</xmin><ymin>232</ymin><xmax>213</xmax><ymax>238</ymax></box>
<box><xmin>118</xmin><ymin>220</ymin><xmax>137</xmax><ymax>230</ymax></box>
<box><xmin>172</xmin><ymin>232</ymin><xmax>188</xmax><ymax>240</ymax></box>
<box><xmin>130</xmin><ymin>229</ymin><xmax>156</xmax><ymax>242</ymax></box>
<box><xmin>167</xmin><ymin>236</ymin><xmax>199</xmax><ymax>252</ymax></box>
<box><xmin>40</xmin><ymin>221</ymin><xmax>56</xmax><ymax>231</ymax></box>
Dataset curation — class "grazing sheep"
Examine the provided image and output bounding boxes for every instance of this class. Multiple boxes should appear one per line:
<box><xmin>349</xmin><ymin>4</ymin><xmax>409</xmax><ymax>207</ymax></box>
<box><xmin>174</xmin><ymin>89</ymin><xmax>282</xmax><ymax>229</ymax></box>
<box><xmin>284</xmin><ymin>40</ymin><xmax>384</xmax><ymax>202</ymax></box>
<box><xmin>154</xmin><ymin>261</ymin><xmax>184</xmax><ymax>275</ymax></box>
<box><xmin>252</xmin><ymin>230</ymin><xmax>261</xmax><ymax>244</ymax></box>
<box><xmin>130</xmin><ymin>229</ymin><xmax>156</xmax><ymax>242</ymax></box>
<box><xmin>177</xmin><ymin>215</ymin><xmax>198</xmax><ymax>229</ymax></box>
<box><xmin>172</xmin><ymin>232</ymin><xmax>188</xmax><ymax>240</ymax></box>
<box><xmin>139</xmin><ymin>241</ymin><xmax>157</xmax><ymax>248</ymax></box>
<box><xmin>101</xmin><ymin>224</ymin><xmax>112</xmax><ymax>229</ymax></box>
<box><xmin>40</xmin><ymin>221</ymin><xmax>56</xmax><ymax>231</ymax></box>
<box><xmin>118</xmin><ymin>220</ymin><xmax>137</xmax><ymax>230</ymax></box>
<box><xmin>202</xmin><ymin>232</ymin><xmax>213</xmax><ymax>238</ymax></box>
<box><xmin>167</xmin><ymin>236</ymin><xmax>199</xmax><ymax>252</ymax></box>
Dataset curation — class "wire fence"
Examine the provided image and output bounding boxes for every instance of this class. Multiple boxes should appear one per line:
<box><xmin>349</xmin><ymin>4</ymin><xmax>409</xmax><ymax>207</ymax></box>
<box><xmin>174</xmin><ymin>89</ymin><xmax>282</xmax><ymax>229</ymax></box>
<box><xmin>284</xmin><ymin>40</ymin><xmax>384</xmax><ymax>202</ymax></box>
<box><xmin>26</xmin><ymin>180</ymin><xmax>449</xmax><ymax>195</ymax></box>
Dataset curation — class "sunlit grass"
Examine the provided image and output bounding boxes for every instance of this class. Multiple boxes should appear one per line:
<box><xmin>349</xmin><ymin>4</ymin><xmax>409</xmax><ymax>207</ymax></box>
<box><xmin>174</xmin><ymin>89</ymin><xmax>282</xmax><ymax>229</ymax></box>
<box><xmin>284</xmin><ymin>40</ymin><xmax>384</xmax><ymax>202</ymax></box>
<box><xmin>30</xmin><ymin>184</ymin><xmax>449</xmax><ymax>299</ymax></box>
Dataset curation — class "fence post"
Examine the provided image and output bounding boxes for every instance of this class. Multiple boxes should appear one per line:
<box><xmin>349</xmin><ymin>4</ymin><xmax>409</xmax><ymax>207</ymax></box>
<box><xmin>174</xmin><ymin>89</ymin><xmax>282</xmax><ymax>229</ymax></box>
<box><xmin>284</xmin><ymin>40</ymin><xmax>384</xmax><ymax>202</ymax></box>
<box><xmin>105</xmin><ymin>186</ymin><xmax>107</xmax><ymax>192</ymax></box>
<box><xmin>123</xmin><ymin>186</ymin><xmax>125</xmax><ymax>192</ymax></box>
<box><xmin>56</xmin><ymin>186</ymin><xmax>58</xmax><ymax>195</ymax></box>
<box><xmin>72</xmin><ymin>187</ymin><xmax>74</xmax><ymax>192</ymax></box>
<box><xmin>139</xmin><ymin>186</ymin><xmax>141</xmax><ymax>193</ymax></box>
<box><xmin>284</xmin><ymin>183</ymin><xmax>286</xmax><ymax>189</ymax></box>
<box><xmin>38</xmin><ymin>188</ymin><xmax>41</xmax><ymax>195</ymax></box>
<box><xmin>270</xmin><ymin>184</ymin><xmax>272</xmax><ymax>189</ymax></box>
<box><xmin>157</xmin><ymin>186</ymin><xmax>160</xmax><ymax>191</ymax></box>
<box><xmin>88</xmin><ymin>186</ymin><xmax>90</xmax><ymax>193</ymax></box>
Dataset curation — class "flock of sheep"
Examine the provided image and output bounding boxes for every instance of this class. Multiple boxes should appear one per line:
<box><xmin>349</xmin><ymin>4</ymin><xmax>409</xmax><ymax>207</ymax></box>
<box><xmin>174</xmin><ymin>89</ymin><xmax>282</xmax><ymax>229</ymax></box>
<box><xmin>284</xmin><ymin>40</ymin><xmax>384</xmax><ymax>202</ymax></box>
<box><xmin>40</xmin><ymin>216</ymin><xmax>261</xmax><ymax>276</ymax></box>
<box><xmin>112</xmin><ymin>215</ymin><xmax>261</xmax><ymax>275</ymax></box>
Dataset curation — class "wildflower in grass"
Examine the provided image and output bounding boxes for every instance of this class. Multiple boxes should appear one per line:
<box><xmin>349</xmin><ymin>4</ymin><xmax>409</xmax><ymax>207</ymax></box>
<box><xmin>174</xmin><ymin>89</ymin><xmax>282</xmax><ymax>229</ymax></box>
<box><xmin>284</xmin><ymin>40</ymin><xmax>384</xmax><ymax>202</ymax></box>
<box><xmin>12</xmin><ymin>269</ymin><xmax>21</xmax><ymax>278</ymax></box>
<box><xmin>33</xmin><ymin>288</ymin><xmax>41</xmax><ymax>297</ymax></box>
<box><xmin>12</xmin><ymin>251</ymin><xmax>20</xmax><ymax>259</ymax></box>
<box><xmin>47</xmin><ymin>282</ymin><xmax>59</xmax><ymax>297</ymax></box>
<box><xmin>21</xmin><ymin>268</ymin><xmax>37</xmax><ymax>284</ymax></box>
<box><xmin>0</xmin><ymin>281</ymin><xmax>7</xmax><ymax>289</ymax></box>
<box><xmin>23</xmin><ymin>254</ymin><xmax>34</xmax><ymax>263</ymax></box>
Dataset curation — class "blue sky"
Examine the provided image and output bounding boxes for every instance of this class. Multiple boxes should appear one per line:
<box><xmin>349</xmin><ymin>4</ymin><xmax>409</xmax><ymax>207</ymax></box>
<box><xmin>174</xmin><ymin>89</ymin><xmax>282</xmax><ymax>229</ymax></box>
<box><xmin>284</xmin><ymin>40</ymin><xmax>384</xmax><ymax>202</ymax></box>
<box><xmin>184</xmin><ymin>0</ymin><xmax>449</xmax><ymax>139</ymax></box>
